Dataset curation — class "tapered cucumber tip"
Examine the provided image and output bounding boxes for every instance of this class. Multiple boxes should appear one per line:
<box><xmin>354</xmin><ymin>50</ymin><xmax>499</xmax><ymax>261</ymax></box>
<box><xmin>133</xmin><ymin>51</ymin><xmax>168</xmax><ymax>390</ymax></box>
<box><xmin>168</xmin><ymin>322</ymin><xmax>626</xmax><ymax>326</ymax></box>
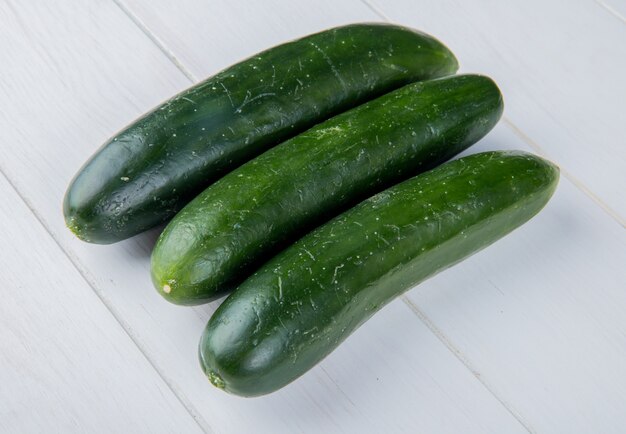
<box><xmin>65</xmin><ymin>215</ymin><xmax>81</xmax><ymax>237</ymax></box>
<box><xmin>207</xmin><ymin>371</ymin><xmax>226</xmax><ymax>390</ymax></box>
<box><xmin>491</xmin><ymin>150</ymin><xmax>560</xmax><ymax>199</ymax></box>
<box><xmin>429</xmin><ymin>41</ymin><xmax>459</xmax><ymax>77</ymax></box>
<box><xmin>63</xmin><ymin>191</ymin><xmax>118</xmax><ymax>244</ymax></box>
<box><xmin>152</xmin><ymin>273</ymin><xmax>179</xmax><ymax>303</ymax></box>
<box><xmin>198</xmin><ymin>337</ymin><xmax>226</xmax><ymax>391</ymax></box>
<box><xmin>466</xmin><ymin>73</ymin><xmax>502</xmax><ymax>97</ymax></box>
<box><xmin>64</xmin><ymin>213</ymin><xmax>95</xmax><ymax>244</ymax></box>
<box><xmin>445</xmin><ymin>49</ymin><xmax>460</xmax><ymax>74</ymax></box>
<box><xmin>151</xmin><ymin>268</ymin><xmax>212</xmax><ymax>305</ymax></box>
<box><xmin>63</xmin><ymin>191</ymin><xmax>85</xmax><ymax>241</ymax></box>
<box><xmin>63</xmin><ymin>180</ymin><xmax>91</xmax><ymax>243</ymax></box>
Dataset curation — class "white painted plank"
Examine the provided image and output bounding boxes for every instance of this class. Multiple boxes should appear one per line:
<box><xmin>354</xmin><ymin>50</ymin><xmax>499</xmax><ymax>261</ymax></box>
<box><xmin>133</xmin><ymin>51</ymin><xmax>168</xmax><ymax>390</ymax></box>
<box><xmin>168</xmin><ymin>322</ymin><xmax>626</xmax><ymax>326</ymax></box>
<box><xmin>119</xmin><ymin>0</ymin><xmax>378</xmax><ymax>80</ymax></box>
<box><xmin>0</xmin><ymin>178</ymin><xmax>203</xmax><ymax>433</ymax></box>
<box><xmin>405</xmin><ymin>121</ymin><xmax>626</xmax><ymax>433</ymax></box>
<box><xmin>367</xmin><ymin>0</ymin><xmax>626</xmax><ymax>222</ymax></box>
<box><xmin>0</xmin><ymin>1</ymin><xmax>529</xmax><ymax>433</ymax></box>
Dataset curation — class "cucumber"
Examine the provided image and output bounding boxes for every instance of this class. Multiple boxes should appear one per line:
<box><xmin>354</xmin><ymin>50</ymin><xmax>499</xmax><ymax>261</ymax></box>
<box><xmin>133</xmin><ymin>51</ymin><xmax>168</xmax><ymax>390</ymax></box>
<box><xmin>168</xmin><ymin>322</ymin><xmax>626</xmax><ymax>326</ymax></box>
<box><xmin>63</xmin><ymin>23</ymin><xmax>458</xmax><ymax>244</ymax></box>
<box><xmin>198</xmin><ymin>151</ymin><xmax>559</xmax><ymax>396</ymax></box>
<box><xmin>151</xmin><ymin>74</ymin><xmax>503</xmax><ymax>305</ymax></box>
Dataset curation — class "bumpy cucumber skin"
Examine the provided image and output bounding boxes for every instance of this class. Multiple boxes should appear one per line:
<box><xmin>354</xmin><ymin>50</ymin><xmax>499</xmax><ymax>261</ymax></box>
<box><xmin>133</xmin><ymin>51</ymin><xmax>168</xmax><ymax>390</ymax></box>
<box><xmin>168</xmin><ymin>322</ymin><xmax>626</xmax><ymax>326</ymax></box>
<box><xmin>151</xmin><ymin>74</ymin><xmax>503</xmax><ymax>305</ymax></box>
<box><xmin>198</xmin><ymin>151</ymin><xmax>559</xmax><ymax>396</ymax></box>
<box><xmin>63</xmin><ymin>23</ymin><xmax>458</xmax><ymax>244</ymax></box>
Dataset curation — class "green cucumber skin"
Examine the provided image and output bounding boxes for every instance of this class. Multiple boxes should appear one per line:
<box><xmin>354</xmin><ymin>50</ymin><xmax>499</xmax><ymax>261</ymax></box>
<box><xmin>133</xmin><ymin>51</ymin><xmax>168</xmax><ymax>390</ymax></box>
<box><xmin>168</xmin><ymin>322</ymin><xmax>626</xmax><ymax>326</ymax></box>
<box><xmin>151</xmin><ymin>74</ymin><xmax>503</xmax><ymax>305</ymax></box>
<box><xmin>199</xmin><ymin>151</ymin><xmax>559</xmax><ymax>396</ymax></box>
<box><xmin>63</xmin><ymin>23</ymin><xmax>458</xmax><ymax>244</ymax></box>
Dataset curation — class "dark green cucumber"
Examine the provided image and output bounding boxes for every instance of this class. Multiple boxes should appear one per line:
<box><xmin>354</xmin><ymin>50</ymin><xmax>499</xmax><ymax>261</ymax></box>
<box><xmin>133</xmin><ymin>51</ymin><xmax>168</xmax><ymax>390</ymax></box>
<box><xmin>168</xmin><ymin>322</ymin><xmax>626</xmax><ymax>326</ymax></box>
<box><xmin>151</xmin><ymin>74</ymin><xmax>503</xmax><ymax>305</ymax></box>
<box><xmin>199</xmin><ymin>151</ymin><xmax>559</xmax><ymax>396</ymax></box>
<box><xmin>63</xmin><ymin>23</ymin><xmax>458</xmax><ymax>244</ymax></box>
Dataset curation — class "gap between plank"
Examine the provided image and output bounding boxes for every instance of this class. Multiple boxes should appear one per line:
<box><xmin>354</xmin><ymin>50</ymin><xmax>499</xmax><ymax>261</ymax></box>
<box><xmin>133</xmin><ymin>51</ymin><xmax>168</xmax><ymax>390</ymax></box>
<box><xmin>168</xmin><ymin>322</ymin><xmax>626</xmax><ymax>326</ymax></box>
<box><xmin>360</xmin><ymin>0</ymin><xmax>393</xmax><ymax>22</ymax></box>
<box><xmin>0</xmin><ymin>171</ymin><xmax>214</xmax><ymax>434</ymax></box>
<box><xmin>502</xmin><ymin>118</ymin><xmax>625</xmax><ymax>228</ymax></box>
<box><xmin>400</xmin><ymin>296</ymin><xmax>535</xmax><ymax>434</ymax></box>
<box><xmin>595</xmin><ymin>0</ymin><xmax>626</xmax><ymax>25</ymax></box>
<box><xmin>111</xmin><ymin>0</ymin><xmax>198</xmax><ymax>83</ymax></box>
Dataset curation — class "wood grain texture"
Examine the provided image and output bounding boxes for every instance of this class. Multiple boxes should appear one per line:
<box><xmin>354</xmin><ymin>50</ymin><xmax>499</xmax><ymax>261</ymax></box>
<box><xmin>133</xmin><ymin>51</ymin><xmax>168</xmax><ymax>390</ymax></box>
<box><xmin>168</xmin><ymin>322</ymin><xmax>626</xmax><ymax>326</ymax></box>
<box><xmin>366</xmin><ymin>0</ymin><xmax>626</xmax><ymax>223</ymax></box>
<box><xmin>0</xmin><ymin>175</ymin><xmax>203</xmax><ymax>433</ymax></box>
<box><xmin>0</xmin><ymin>1</ymin><xmax>529</xmax><ymax>433</ymax></box>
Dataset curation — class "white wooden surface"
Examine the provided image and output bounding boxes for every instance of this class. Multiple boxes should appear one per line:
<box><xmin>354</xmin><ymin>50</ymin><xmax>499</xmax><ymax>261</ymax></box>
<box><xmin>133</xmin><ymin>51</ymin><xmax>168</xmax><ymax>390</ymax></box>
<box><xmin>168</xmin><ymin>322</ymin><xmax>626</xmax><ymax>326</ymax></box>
<box><xmin>0</xmin><ymin>1</ymin><xmax>624</xmax><ymax>433</ymax></box>
<box><xmin>0</xmin><ymin>173</ymin><xmax>203</xmax><ymax>434</ymax></box>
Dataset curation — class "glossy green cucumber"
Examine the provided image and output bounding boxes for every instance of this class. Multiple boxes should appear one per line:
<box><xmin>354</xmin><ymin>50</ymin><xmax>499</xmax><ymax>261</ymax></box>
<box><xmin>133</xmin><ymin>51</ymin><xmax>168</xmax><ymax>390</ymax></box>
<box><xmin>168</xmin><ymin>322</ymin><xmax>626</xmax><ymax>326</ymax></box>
<box><xmin>63</xmin><ymin>23</ymin><xmax>458</xmax><ymax>244</ymax></box>
<box><xmin>199</xmin><ymin>150</ymin><xmax>559</xmax><ymax>396</ymax></box>
<box><xmin>151</xmin><ymin>74</ymin><xmax>503</xmax><ymax>305</ymax></box>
